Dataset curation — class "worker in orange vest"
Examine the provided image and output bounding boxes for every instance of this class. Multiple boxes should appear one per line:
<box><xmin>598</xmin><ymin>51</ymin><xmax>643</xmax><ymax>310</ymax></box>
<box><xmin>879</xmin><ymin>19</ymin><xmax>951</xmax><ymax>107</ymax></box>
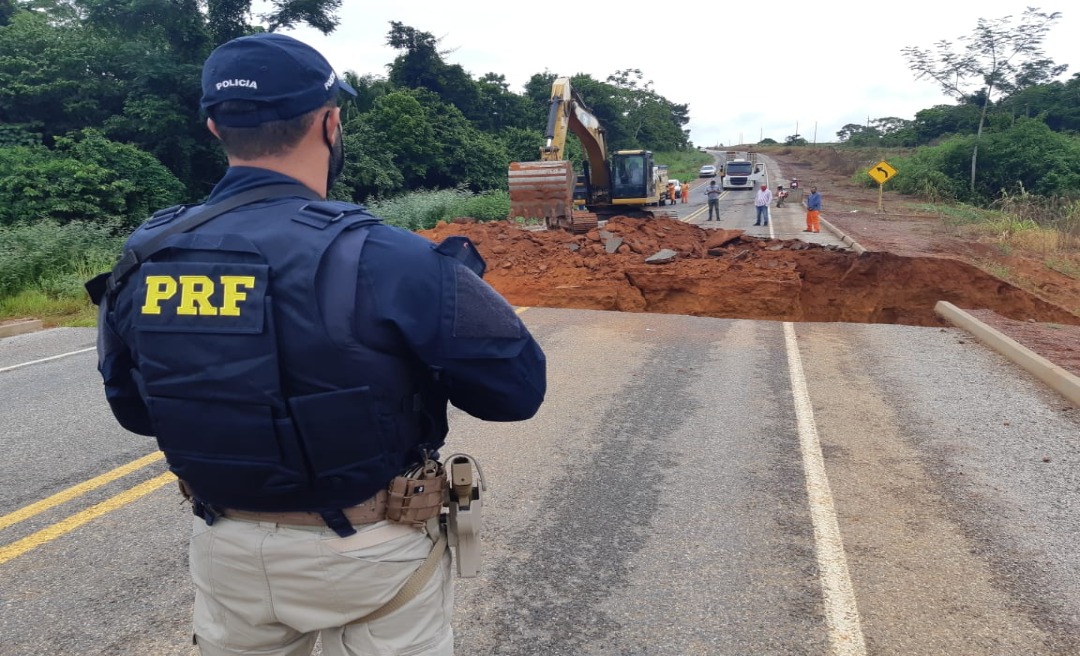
<box><xmin>667</xmin><ymin>181</ymin><xmax>676</xmax><ymax>205</ymax></box>
<box><xmin>681</xmin><ymin>180</ymin><xmax>689</xmax><ymax>203</ymax></box>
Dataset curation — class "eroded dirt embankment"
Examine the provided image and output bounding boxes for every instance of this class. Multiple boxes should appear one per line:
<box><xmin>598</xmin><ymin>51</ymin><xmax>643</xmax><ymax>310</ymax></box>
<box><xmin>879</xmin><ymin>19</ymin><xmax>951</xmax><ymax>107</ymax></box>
<box><xmin>418</xmin><ymin>216</ymin><xmax>1080</xmax><ymax>327</ymax></box>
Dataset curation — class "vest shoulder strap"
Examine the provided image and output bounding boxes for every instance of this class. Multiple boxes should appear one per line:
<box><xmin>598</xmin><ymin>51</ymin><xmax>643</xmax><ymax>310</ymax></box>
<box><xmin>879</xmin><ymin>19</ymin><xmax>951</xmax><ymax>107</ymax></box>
<box><xmin>92</xmin><ymin>184</ymin><xmax>320</xmax><ymax>304</ymax></box>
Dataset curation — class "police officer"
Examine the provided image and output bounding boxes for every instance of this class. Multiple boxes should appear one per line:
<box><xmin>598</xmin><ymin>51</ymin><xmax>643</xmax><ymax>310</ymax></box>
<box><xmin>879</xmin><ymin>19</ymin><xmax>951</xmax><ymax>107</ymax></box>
<box><xmin>92</xmin><ymin>33</ymin><xmax>546</xmax><ymax>656</ymax></box>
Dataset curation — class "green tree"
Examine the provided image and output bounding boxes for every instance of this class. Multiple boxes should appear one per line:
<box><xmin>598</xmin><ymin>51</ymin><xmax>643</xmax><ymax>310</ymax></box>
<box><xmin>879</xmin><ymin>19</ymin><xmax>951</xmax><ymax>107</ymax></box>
<box><xmin>412</xmin><ymin>89</ymin><xmax>509</xmax><ymax>191</ymax></box>
<box><xmin>999</xmin><ymin>72</ymin><xmax>1080</xmax><ymax>133</ymax></box>
<box><xmin>0</xmin><ymin>130</ymin><xmax>184</xmax><ymax>228</ymax></box>
<box><xmin>360</xmin><ymin>90</ymin><xmax>441</xmax><ymax>187</ymax></box>
<box><xmin>340</xmin><ymin>71</ymin><xmax>393</xmax><ymax>121</ymax></box>
<box><xmin>206</xmin><ymin>0</ymin><xmax>342</xmax><ymax>44</ymax></box>
<box><xmin>891</xmin><ymin>119</ymin><xmax>1080</xmax><ymax>202</ymax></box>
<box><xmin>973</xmin><ymin>119</ymin><xmax>1080</xmax><ymax>197</ymax></box>
<box><xmin>258</xmin><ymin>0</ymin><xmax>341</xmax><ymax>34</ymax></box>
<box><xmin>76</xmin><ymin>0</ymin><xmax>218</xmax><ymax>192</ymax></box>
<box><xmin>80</xmin><ymin>0</ymin><xmax>209</xmax><ymax>61</ymax></box>
<box><xmin>902</xmin><ymin>7</ymin><xmax>1065</xmax><ymax>193</ymax></box>
<box><xmin>56</xmin><ymin>128</ymin><xmax>186</xmax><ymax>223</ymax></box>
<box><xmin>385</xmin><ymin>22</ymin><xmax>483</xmax><ymax>125</ymax></box>
<box><xmin>0</xmin><ymin>123</ymin><xmax>42</xmax><ymax>147</ymax></box>
<box><xmin>475</xmin><ymin>73</ymin><xmax>535</xmax><ymax>132</ymax></box>
<box><xmin>836</xmin><ymin>123</ymin><xmax>881</xmax><ymax>146</ymax></box>
<box><xmin>331</xmin><ymin>119</ymin><xmax>404</xmax><ymax>202</ymax></box>
<box><xmin>566</xmin><ymin>74</ymin><xmax>632</xmax><ymax>151</ymax></box>
<box><xmin>0</xmin><ymin>11</ymin><xmax>127</xmax><ymax>142</ymax></box>
<box><xmin>0</xmin><ymin>0</ymin><xmax>17</xmax><ymax>27</ymax></box>
<box><xmin>498</xmin><ymin>126</ymin><xmax>546</xmax><ymax>163</ymax></box>
<box><xmin>913</xmin><ymin>103</ymin><xmax>981</xmax><ymax>143</ymax></box>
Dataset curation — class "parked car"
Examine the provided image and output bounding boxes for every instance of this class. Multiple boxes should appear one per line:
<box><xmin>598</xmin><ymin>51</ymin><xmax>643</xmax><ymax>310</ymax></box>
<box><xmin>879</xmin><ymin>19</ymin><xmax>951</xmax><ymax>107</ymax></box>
<box><xmin>699</xmin><ymin>164</ymin><xmax>717</xmax><ymax>178</ymax></box>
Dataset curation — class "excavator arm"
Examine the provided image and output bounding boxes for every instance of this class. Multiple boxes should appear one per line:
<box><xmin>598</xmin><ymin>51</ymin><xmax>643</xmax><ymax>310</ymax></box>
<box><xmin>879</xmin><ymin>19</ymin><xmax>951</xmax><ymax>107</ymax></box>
<box><xmin>509</xmin><ymin>77</ymin><xmax>607</xmax><ymax>231</ymax></box>
<box><xmin>538</xmin><ymin>79</ymin><xmax>610</xmax><ymax>193</ymax></box>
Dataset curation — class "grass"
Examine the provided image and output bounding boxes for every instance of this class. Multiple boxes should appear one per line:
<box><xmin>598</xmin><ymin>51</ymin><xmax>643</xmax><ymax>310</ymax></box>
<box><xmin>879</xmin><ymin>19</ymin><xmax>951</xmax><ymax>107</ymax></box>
<box><xmin>0</xmin><ymin>288</ymin><xmax>98</xmax><ymax>327</ymax></box>
<box><xmin>1046</xmin><ymin>257</ymin><xmax>1080</xmax><ymax>279</ymax></box>
<box><xmin>367</xmin><ymin>188</ymin><xmax>510</xmax><ymax>231</ymax></box>
<box><xmin>0</xmin><ymin>188</ymin><xmax>521</xmax><ymax>327</ymax></box>
<box><xmin>0</xmin><ymin>220</ymin><xmax>122</xmax><ymax>327</ymax></box>
<box><xmin>914</xmin><ymin>201</ymin><xmax>1080</xmax><ymax>262</ymax></box>
<box><xmin>655</xmin><ymin>149</ymin><xmax>714</xmax><ymax>184</ymax></box>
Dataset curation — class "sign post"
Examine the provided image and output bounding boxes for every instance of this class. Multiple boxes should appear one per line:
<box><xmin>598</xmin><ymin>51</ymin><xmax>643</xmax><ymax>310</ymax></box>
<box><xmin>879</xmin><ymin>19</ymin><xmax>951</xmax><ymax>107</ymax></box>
<box><xmin>867</xmin><ymin>160</ymin><xmax>897</xmax><ymax>213</ymax></box>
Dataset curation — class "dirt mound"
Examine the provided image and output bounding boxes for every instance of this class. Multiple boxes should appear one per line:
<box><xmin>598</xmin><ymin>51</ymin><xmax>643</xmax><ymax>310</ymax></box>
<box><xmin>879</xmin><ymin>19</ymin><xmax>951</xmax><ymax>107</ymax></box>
<box><xmin>418</xmin><ymin>216</ymin><xmax>1080</xmax><ymax>327</ymax></box>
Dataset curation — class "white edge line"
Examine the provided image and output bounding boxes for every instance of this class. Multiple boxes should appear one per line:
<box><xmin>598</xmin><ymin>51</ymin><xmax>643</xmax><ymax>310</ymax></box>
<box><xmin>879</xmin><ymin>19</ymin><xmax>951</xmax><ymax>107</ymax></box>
<box><xmin>0</xmin><ymin>347</ymin><xmax>96</xmax><ymax>374</ymax></box>
<box><xmin>784</xmin><ymin>322</ymin><xmax>867</xmax><ymax>655</ymax></box>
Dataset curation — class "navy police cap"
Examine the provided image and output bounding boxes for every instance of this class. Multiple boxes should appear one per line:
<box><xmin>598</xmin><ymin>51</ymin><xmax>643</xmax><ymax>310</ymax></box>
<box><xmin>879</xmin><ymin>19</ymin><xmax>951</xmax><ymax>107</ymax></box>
<box><xmin>200</xmin><ymin>33</ymin><xmax>357</xmax><ymax>127</ymax></box>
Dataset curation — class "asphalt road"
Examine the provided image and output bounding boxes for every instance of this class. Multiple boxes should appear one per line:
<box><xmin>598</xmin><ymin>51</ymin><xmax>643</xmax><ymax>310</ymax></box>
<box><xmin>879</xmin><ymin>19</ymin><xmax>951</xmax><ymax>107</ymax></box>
<box><xmin>674</xmin><ymin>155</ymin><xmax>843</xmax><ymax>248</ymax></box>
<box><xmin>1</xmin><ymin>312</ymin><xmax>1078</xmax><ymax>655</ymax></box>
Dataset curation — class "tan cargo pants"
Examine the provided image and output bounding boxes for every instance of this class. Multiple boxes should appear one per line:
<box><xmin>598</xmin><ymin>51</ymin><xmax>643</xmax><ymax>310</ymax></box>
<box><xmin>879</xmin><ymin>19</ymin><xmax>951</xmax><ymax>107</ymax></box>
<box><xmin>189</xmin><ymin>516</ymin><xmax>453</xmax><ymax>655</ymax></box>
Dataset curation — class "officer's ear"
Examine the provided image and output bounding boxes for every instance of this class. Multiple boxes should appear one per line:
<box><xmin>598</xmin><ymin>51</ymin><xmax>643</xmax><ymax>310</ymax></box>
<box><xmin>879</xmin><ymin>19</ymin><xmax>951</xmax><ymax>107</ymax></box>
<box><xmin>323</xmin><ymin>106</ymin><xmax>342</xmax><ymax>135</ymax></box>
<box><xmin>206</xmin><ymin>117</ymin><xmax>221</xmax><ymax>140</ymax></box>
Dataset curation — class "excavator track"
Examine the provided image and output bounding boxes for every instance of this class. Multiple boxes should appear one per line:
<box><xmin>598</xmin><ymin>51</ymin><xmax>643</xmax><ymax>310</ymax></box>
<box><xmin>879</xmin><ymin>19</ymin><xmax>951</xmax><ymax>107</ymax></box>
<box><xmin>566</xmin><ymin>211</ymin><xmax>598</xmax><ymax>234</ymax></box>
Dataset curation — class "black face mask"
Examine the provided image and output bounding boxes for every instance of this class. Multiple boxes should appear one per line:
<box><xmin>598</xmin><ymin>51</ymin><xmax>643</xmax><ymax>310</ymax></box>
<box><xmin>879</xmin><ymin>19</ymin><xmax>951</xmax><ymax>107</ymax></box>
<box><xmin>323</xmin><ymin>112</ymin><xmax>345</xmax><ymax>194</ymax></box>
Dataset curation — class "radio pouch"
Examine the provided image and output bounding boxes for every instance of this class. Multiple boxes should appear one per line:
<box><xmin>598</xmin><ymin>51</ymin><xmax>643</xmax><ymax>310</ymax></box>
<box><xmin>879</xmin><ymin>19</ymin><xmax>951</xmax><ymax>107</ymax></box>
<box><xmin>386</xmin><ymin>459</ymin><xmax>449</xmax><ymax>525</ymax></box>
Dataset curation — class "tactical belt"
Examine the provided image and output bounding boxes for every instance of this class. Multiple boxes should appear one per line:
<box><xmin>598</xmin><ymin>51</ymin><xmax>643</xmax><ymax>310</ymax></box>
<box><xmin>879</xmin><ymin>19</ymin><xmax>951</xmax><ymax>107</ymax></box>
<box><xmin>220</xmin><ymin>490</ymin><xmax>388</xmax><ymax>526</ymax></box>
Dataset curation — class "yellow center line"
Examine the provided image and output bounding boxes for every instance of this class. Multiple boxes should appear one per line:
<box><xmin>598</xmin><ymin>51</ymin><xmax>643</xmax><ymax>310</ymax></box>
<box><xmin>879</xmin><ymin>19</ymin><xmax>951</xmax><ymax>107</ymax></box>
<box><xmin>683</xmin><ymin>206</ymin><xmax>708</xmax><ymax>222</ymax></box>
<box><xmin>0</xmin><ymin>451</ymin><xmax>164</xmax><ymax>531</ymax></box>
<box><xmin>0</xmin><ymin>471</ymin><xmax>176</xmax><ymax>566</ymax></box>
<box><xmin>682</xmin><ymin>190</ymin><xmax>728</xmax><ymax>223</ymax></box>
<box><xmin>515</xmin><ymin>307</ymin><xmax>530</xmax><ymax>314</ymax></box>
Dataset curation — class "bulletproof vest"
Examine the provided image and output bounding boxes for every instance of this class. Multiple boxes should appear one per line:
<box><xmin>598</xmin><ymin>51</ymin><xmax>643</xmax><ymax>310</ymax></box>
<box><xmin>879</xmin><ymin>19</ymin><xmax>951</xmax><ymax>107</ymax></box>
<box><xmin>114</xmin><ymin>197</ymin><xmax>437</xmax><ymax>514</ymax></box>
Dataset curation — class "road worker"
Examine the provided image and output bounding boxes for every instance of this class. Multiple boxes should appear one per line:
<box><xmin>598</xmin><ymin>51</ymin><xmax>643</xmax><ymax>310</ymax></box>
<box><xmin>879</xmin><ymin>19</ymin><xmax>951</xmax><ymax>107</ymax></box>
<box><xmin>89</xmin><ymin>32</ymin><xmax>546</xmax><ymax>656</ymax></box>
<box><xmin>804</xmin><ymin>185</ymin><xmax>822</xmax><ymax>233</ymax></box>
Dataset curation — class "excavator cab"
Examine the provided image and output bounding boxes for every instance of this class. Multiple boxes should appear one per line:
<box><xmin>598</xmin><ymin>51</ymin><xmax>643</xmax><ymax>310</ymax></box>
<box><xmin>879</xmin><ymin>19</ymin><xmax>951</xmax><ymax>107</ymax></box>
<box><xmin>610</xmin><ymin>151</ymin><xmax>660</xmax><ymax>207</ymax></box>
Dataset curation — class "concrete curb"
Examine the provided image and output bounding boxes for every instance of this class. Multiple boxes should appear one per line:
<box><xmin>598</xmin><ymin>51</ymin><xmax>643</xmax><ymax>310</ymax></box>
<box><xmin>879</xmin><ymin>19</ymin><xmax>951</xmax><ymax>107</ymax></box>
<box><xmin>0</xmin><ymin>319</ymin><xmax>43</xmax><ymax>339</ymax></box>
<box><xmin>820</xmin><ymin>216</ymin><xmax>867</xmax><ymax>255</ymax></box>
<box><xmin>935</xmin><ymin>301</ymin><xmax>1080</xmax><ymax>407</ymax></box>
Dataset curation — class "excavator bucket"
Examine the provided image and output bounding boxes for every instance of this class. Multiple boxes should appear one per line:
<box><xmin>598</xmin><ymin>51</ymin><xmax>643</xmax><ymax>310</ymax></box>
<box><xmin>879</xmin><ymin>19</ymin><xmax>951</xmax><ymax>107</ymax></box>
<box><xmin>508</xmin><ymin>161</ymin><xmax>574</xmax><ymax>229</ymax></box>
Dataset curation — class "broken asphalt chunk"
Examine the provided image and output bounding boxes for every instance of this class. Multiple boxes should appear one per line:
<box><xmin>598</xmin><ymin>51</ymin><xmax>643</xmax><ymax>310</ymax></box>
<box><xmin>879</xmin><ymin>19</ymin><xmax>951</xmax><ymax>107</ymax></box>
<box><xmin>645</xmin><ymin>249</ymin><xmax>678</xmax><ymax>264</ymax></box>
<box><xmin>604</xmin><ymin>236</ymin><xmax>624</xmax><ymax>254</ymax></box>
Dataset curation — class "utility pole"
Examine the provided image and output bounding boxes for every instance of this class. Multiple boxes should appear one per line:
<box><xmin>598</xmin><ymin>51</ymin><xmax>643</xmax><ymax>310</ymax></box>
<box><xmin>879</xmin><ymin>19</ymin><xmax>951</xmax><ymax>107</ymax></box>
<box><xmin>813</xmin><ymin>121</ymin><xmax>817</xmax><ymax>145</ymax></box>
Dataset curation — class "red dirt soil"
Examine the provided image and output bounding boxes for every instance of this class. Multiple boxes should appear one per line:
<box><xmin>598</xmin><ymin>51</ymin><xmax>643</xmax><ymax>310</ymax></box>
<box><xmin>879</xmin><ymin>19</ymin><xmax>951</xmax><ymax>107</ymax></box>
<box><xmin>417</xmin><ymin>148</ymin><xmax>1080</xmax><ymax>379</ymax></box>
<box><xmin>420</xmin><ymin>216</ymin><xmax>1078</xmax><ymax>329</ymax></box>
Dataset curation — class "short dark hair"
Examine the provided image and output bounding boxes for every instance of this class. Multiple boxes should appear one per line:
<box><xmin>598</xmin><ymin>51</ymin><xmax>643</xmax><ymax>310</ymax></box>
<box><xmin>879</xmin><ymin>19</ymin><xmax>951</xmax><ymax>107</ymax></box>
<box><xmin>212</xmin><ymin>99</ymin><xmax>334</xmax><ymax>159</ymax></box>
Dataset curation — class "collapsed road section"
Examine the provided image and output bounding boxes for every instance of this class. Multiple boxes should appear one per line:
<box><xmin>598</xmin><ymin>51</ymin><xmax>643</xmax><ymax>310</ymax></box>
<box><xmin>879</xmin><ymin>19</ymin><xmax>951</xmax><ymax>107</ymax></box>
<box><xmin>419</xmin><ymin>216</ymin><xmax>1080</xmax><ymax>328</ymax></box>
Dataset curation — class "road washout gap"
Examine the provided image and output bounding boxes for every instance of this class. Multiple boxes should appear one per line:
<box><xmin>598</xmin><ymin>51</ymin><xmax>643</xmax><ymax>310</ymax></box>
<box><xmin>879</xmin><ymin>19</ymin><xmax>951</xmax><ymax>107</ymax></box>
<box><xmin>417</xmin><ymin>216</ymin><xmax>1080</xmax><ymax>327</ymax></box>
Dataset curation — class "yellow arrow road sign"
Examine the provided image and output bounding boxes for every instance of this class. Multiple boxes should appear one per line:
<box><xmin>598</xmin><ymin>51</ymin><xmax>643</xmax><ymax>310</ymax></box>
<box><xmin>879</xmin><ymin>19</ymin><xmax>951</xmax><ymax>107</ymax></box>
<box><xmin>868</xmin><ymin>160</ymin><xmax>897</xmax><ymax>185</ymax></box>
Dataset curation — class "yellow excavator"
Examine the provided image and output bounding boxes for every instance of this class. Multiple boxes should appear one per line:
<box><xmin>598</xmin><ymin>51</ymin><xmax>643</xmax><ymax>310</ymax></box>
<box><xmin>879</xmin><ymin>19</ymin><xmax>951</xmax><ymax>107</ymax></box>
<box><xmin>508</xmin><ymin>77</ymin><xmax>671</xmax><ymax>233</ymax></box>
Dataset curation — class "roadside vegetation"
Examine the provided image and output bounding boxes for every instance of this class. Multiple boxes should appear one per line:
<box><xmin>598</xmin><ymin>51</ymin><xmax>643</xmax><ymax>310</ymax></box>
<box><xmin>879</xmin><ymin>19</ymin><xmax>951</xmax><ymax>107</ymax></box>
<box><xmin>754</xmin><ymin>8</ymin><xmax>1078</xmax><ymax>276</ymax></box>
<box><xmin>658</xmin><ymin>150</ymin><xmax>715</xmax><ymax>187</ymax></box>
<box><xmin>1</xmin><ymin>2</ymin><xmax>1076</xmax><ymax>326</ymax></box>
<box><xmin>1</xmin><ymin>145</ymin><xmax>702</xmax><ymax>327</ymax></box>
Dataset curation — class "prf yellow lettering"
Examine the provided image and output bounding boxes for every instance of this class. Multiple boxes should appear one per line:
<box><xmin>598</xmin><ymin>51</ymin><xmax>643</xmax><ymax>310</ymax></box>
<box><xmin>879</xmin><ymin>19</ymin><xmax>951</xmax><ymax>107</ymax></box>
<box><xmin>177</xmin><ymin>275</ymin><xmax>216</xmax><ymax>316</ymax></box>
<box><xmin>141</xmin><ymin>276</ymin><xmax>178</xmax><ymax>315</ymax></box>
<box><xmin>140</xmin><ymin>275</ymin><xmax>257</xmax><ymax>316</ymax></box>
<box><xmin>219</xmin><ymin>276</ymin><xmax>256</xmax><ymax>316</ymax></box>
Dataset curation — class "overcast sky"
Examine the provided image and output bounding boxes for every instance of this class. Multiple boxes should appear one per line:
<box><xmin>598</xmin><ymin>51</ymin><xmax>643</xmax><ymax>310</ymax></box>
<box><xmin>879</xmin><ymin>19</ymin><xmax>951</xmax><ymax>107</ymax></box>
<box><xmin>257</xmin><ymin>1</ymin><xmax>1079</xmax><ymax>148</ymax></box>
